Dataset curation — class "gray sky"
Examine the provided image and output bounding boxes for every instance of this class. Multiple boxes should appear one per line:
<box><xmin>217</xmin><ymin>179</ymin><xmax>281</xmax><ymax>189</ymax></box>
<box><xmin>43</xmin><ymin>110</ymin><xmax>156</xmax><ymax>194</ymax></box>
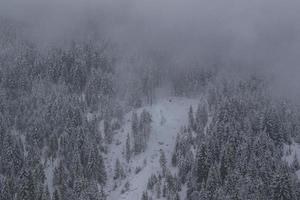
<box><xmin>1</xmin><ymin>0</ymin><xmax>300</xmax><ymax>98</ymax></box>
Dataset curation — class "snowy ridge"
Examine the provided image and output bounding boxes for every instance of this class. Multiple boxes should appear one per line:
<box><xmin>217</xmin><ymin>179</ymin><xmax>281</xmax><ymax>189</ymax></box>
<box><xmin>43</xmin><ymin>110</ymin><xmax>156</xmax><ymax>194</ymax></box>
<box><xmin>105</xmin><ymin>97</ymin><xmax>199</xmax><ymax>200</ymax></box>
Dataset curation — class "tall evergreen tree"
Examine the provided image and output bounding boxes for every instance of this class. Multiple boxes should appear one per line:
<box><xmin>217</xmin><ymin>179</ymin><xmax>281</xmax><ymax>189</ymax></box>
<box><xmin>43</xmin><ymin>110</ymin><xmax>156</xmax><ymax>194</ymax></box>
<box><xmin>195</xmin><ymin>103</ymin><xmax>208</xmax><ymax>136</ymax></box>
<box><xmin>159</xmin><ymin>150</ymin><xmax>167</xmax><ymax>176</ymax></box>
<box><xmin>16</xmin><ymin>170</ymin><xmax>35</xmax><ymax>200</ymax></box>
<box><xmin>194</xmin><ymin>143</ymin><xmax>209</xmax><ymax>189</ymax></box>
<box><xmin>132</xmin><ymin>112</ymin><xmax>140</xmax><ymax>154</ymax></box>
<box><xmin>188</xmin><ymin>106</ymin><xmax>195</xmax><ymax>132</ymax></box>
<box><xmin>87</xmin><ymin>147</ymin><xmax>106</xmax><ymax>185</ymax></box>
<box><xmin>206</xmin><ymin>163</ymin><xmax>221</xmax><ymax>199</ymax></box>
<box><xmin>126</xmin><ymin>133</ymin><xmax>131</xmax><ymax>162</ymax></box>
<box><xmin>271</xmin><ymin>167</ymin><xmax>296</xmax><ymax>200</ymax></box>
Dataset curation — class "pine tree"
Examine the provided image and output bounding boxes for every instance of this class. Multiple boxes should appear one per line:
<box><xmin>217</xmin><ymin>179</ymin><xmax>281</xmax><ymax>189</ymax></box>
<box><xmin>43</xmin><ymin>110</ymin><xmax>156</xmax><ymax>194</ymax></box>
<box><xmin>198</xmin><ymin>186</ymin><xmax>208</xmax><ymax>200</ymax></box>
<box><xmin>2</xmin><ymin>133</ymin><xmax>14</xmax><ymax>174</ymax></box>
<box><xmin>195</xmin><ymin>103</ymin><xmax>208</xmax><ymax>136</ymax></box>
<box><xmin>190</xmin><ymin>191</ymin><xmax>200</xmax><ymax>200</ymax></box>
<box><xmin>12</xmin><ymin>142</ymin><xmax>24</xmax><ymax>175</ymax></box>
<box><xmin>175</xmin><ymin>193</ymin><xmax>181</xmax><ymax>200</ymax></box>
<box><xmin>1</xmin><ymin>176</ymin><xmax>14</xmax><ymax>200</ymax></box>
<box><xmin>142</xmin><ymin>191</ymin><xmax>149</xmax><ymax>200</ymax></box>
<box><xmin>42</xmin><ymin>186</ymin><xmax>51</xmax><ymax>200</ymax></box>
<box><xmin>132</xmin><ymin>112</ymin><xmax>140</xmax><ymax>154</ymax></box>
<box><xmin>271</xmin><ymin>167</ymin><xmax>296</xmax><ymax>200</ymax></box>
<box><xmin>126</xmin><ymin>133</ymin><xmax>131</xmax><ymax>162</ymax></box>
<box><xmin>159</xmin><ymin>150</ymin><xmax>167</xmax><ymax>176</ymax></box>
<box><xmin>16</xmin><ymin>170</ymin><xmax>35</xmax><ymax>200</ymax></box>
<box><xmin>188</xmin><ymin>106</ymin><xmax>195</xmax><ymax>132</ymax></box>
<box><xmin>71</xmin><ymin>146</ymin><xmax>83</xmax><ymax>178</ymax></box>
<box><xmin>53</xmin><ymin>188</ymin><xmax>60</xmax><ymax>200</ymax></box>
<box><xmin>114</xmin><ymin>159</ymin><xmax>125</xmax><ymax>180</ymax></box>
<box><xmin>87</xmin><ymin>147</ymin><xmax>106</xmax><ymax>185</ymax></box>
<box><xmin>194</xmin><ymin>143</ymin><xmax>209</xmax><ymax>189</ymax></box>
<box><xmin>163</xmin><ymin>183</ymin><xmax>167</xmax><ymax>198</ymax></box>
<box><xmin>206</xmin><ymin>163</ymin><xmax>221</xmax><ymax>199</ymax></box>
<box><xmin>220</xmin><ymin>143</ymin><xmax>235</xmax><ymax>183</ymax></box>
<box><xmin>104</xmin><ymin>119</ymin><xmax>113</xmax><ymax>144</ymax></box>
<box><xmin>48</xmin><ymin>134</ymin><xmax>58</xmax><ymax>159</ymax></box>
<box><xmin>264</xmin><ymin>107</ymin><xmax>282</xmax><ymax>144</ymax></box>
<box><xmin>139</xmin><ymin>109</ymin><xmax>152</xmax><ymax>152</ymax></box>
<box><xmin>291</xmin><ymin>154</ymin><xmax>300</xmax><ymax>172</ymax></box>
<box><xmin>147</xmin><ymin>174</ymin><xmax>158</xmax><ymax>190</ymax></box>
<box><xmin>156</xmin><ymin>180</ymin><xmax>161</xmax><ymax>199</ymax></box>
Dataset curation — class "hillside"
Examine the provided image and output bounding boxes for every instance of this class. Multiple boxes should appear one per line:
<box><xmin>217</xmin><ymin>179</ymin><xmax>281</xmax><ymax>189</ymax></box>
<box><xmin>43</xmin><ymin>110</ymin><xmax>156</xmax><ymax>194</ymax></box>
<box><xmin>104</xmin><ymin>97</ymin><xmax>199</xmax><ymax>200</ymax></box>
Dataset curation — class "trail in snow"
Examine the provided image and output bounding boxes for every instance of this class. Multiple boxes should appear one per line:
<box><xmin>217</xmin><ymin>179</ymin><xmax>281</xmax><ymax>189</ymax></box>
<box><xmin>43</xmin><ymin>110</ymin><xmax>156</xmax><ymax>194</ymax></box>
<box><xmin>105</xmin><ymin>97</ymin><xmax>199</xmax><ymax>200</ymax></box>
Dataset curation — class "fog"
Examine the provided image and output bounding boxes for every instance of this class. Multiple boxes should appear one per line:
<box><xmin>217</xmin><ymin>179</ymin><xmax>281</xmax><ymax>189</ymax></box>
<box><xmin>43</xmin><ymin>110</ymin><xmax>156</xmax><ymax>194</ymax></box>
<box><xmin>1</xmin><ymin>0</ymin><xmax>300</xmax><ymax>98</ymax></box>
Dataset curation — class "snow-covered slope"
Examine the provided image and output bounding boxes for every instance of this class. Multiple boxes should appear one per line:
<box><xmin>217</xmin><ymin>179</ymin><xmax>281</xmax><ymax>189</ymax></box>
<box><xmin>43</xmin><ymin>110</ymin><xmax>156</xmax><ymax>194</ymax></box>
<box><xmin>105</xmin><ymin>97</ymin><xmax>199</xmax><ymax>200</ymax></box>
<box><xmin>283</xmin><ymin>142</ymin><xmax>300</xmax><ymax>178</ymax></box>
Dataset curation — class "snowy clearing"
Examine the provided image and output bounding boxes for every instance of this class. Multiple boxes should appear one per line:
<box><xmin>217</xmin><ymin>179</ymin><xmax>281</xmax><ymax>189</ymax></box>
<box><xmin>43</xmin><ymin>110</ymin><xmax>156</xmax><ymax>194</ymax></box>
<box><xmin>105</xmin><ymin>97</ymin><xmax>199</xmax><ymax>200</ymax></box>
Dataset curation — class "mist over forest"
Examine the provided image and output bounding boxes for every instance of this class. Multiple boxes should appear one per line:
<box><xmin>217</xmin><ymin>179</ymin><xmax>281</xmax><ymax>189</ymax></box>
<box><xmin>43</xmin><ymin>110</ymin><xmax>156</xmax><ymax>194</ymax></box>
<box><xmin>0</xmin><ymin>1</ymin><xmax>300</xmax><ymax>200</ymax></box>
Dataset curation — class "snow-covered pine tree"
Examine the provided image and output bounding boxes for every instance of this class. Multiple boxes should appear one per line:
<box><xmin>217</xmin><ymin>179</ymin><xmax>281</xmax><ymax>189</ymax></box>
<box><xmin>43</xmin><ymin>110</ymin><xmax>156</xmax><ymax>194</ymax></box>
<box><xmin>1</xmin><ymin>176</ymin><xmax>14</xmax><ymax>200</ymax></box>
<box><xmin>87</xmin><ymin>147</ymin><xmax>106</xmax><ymax>185</ymax></box>
<box><xmin>195</xmin><ymin>103</ymin><xmax>208</xmax><ymax>137</ymax></box>
<box><xmin>132</xmin><ymin>112</ymin><xmax>141</xmax><ymax>154</ymax></box>
<box><xmin>156</xmin><ymin>180</ymin><xmax>161</xmax><ymax>199</ymax></box>
<box><xmin>188</xmin><ymin>105</ymin><xmax>195</xmax><ymax>132</ymax></box>
<box><xmin>137</xmin><ymin>110</ymin><xmax>151</xmax><ymax>153</ymax></box>
<box><xmin>53</xmin><ymin>188</ymin><xmax>60</xmax><ymax>200</ymax></box>
<box><xmin>206</xmin><ymin>163</ymin><xmax>221</xmax><ymax>199</ymax></box>
<box><xmin>16</xmin><ymin>169</ymin><xmax>35</xmax><ymax>200</ymax></box>
<box><xmin>271</xmin><ymin>166</ymin><xmax>296</xmax><ymax>200</ymax></box>
<box><xmin>291</xmin><ymin>154</ymin><xmax>300</xmax><ymax>172</ymax></box>
<box><xmin>193</xmin><ymin>143</ymin><xmax>209</xmax><ymax>189</ymax></box>
<box><xmin>104</xmin><ymin>119</ymin><xmax>113</xmax><ymax>144</ymax></box>
<box><xmin>114</xmin><ymin>158</ymin><xmax>125</xmax><ymax>180</ymax></box>
<box><xmin>159</xmin><ymin>150</ymin><xmax>167</xmax><ymax>177</ymax></box>
<box><xmin>125</xmin><ymin>133</ymin><xmax>131</xmax><ymax>162</ymax></box>
<box><xmin>141</xmin><ymin>191</ymin><xmax>149</xmax><ymax>200</ymax></box>
<box><xmin>42</xmin><ymin>186</ymin><xmax>51</xmax><ymax>200</ymax></box>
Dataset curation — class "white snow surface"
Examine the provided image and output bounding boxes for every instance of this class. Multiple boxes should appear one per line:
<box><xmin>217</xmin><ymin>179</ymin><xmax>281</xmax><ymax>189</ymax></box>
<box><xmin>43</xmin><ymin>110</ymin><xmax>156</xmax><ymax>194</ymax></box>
<box><xmin>105</xmin><ymin>97</ymin><xmax>199</xmax><ymax>200</ymax></box>
<box><xmin>45</xmin><ymin>158</ymin><xmax>60</xmax><ymax>199</ymax></box>
<box><xmin>283</xmin><ymin>142</ymin><xmax>300</xmax><ymax>179</ymax></box>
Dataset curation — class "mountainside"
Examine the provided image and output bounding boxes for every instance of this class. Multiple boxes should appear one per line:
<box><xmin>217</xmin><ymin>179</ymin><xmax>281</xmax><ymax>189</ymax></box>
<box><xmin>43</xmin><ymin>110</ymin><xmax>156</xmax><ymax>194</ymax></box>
<box><xmin>105</xmin><ymin>97</ymin><xmax>199</xmax><ymax>200</ymax></box>
<box><xmin>1</xmin><ymin>12</ymin><xmax>300</xmax><ymax>200</ymax></box>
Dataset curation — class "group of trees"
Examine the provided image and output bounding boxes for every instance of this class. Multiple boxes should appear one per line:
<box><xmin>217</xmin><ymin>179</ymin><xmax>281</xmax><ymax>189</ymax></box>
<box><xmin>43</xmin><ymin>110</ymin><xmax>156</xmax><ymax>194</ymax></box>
<box><xmin>0</xmin><ymin>19</ymin><xmax>118</xmax><ymax>200</ymax></box>
<box><xmin>2</xmin><ymin>17</ymin><xmax>300</xmax><ymax>200</ymax></box>
<box><xmin>129</xmin><ymin>109</ymin><xmax>152</xmax><ymax>156</ymax></box>
<box><xmin>171</xmin><ymin>66</ymin><xmax>217</xmax><ymax>97</ymax></box>
<box><xmin>172</xmin><ymin>77</ymin><xmax>300</xmax><ymax>200</ymax></box>
<box><xmin>143</xmin><ymin>150</ymin><xmax>182</xmax><ymax>200</ymax></box>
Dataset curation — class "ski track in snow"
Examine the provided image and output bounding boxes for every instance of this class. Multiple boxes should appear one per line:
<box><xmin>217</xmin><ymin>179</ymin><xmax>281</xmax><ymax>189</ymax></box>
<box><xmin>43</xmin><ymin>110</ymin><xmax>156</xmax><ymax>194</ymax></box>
<box><xmin>105</xmin><ymin>97</ymin><xmax>199</xmax><ymax>200</ymax></box>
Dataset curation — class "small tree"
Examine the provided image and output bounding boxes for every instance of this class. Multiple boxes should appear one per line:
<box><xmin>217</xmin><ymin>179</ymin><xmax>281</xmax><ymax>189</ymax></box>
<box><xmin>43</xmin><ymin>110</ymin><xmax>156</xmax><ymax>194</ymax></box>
<box><xmin>114</xmin><ymin>159</ymin><xmax>125</xmax><ymax>180</ymax></box>
<box><xmin>291</xmin><ymin>154</ymin><xmax>300</xmax><ymax>172</ymax></box>
<box><xmin>126</xmin><ymin>133</ymin><xmax>131</xmax><ymax>162</ymax></box>
<box><xmin>188</xmin><ymin>106</ymin><xmax>195</xmax><ymax>132</ymax></box>
<box><xmin>159</xmin><ymin>150</ymin><xmax>167</xmax><ymax>176</ymax></box>
<box><xmin>163</xmin><ymin>184</ymin><xmax>167</xmax><ymax>198</ymax></box>
<box><xmin>156</xmin><ymin>181</ymin><xmax>161</xmax><ymax>199</ymax></box>
<box><xmin>141</xmin><ymin>191</ymin><xmax>149</xmax><ymax>200</ymax></box>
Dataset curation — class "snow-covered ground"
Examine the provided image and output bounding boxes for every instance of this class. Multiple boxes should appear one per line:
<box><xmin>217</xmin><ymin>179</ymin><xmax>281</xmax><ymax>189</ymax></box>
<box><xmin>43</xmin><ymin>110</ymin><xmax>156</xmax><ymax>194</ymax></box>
<box><xmin>283</xmin><ymin>142</ymin><xmax>300</xmax><ymax>178</ymax></box>
<box><xmin>105</xmin><ymin>97</ymin><xmax>199</xmax><ymax>200</ymax></box>
<box><xmin>44</xmin><ymin>158</ymin><xmax>60</xmax><ymax>199</ymax></box>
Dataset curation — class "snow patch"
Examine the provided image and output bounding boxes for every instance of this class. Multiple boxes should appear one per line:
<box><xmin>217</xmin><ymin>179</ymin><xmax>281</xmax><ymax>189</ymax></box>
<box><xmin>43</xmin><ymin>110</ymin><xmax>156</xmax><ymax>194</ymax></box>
<box><xmin>283</xmin><ymin>142</ymin><xmax>300</xmax><ymax>179</ymax></box>
<box><xmin>105</xmin><ymin>97</ymin><xmax>199</xmax><ymax>200</ymax></box>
